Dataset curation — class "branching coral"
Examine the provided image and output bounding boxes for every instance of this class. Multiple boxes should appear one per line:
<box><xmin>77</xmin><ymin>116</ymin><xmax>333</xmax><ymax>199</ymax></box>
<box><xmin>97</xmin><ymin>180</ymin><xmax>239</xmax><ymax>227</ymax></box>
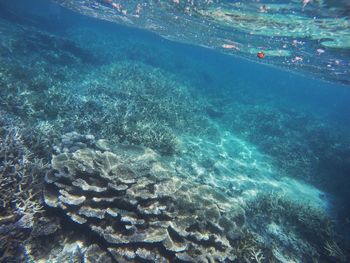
<box><xmin>0</xmin><ymin>19</ymin><xmax>214</xmax><ymax>157</ymax></box>
<box><xmin>0</xmin><ymin>127</ymin><xmax>44</xmax><ymax>216</ymax></box>
<box><xmin>79</xmin><ymin>61</ymin><xmax>210</xmax><ymax>154</ymax></box>
<box><xmin>324</xmin><ymin>240</ymin><xmax>347</xmax><ymax>263</ymax></box>
<box><xmin>0</xmin><ymin>117</ymin><xmax>47</xmax><ymax>261</ymax></box>
<box><xmin>220</xmin><ymin>98</ymin><xmax>350</xmax><ymax>188</ymax></box>
<box><xmin>1</xmin><ymin>41</ymin><xmax>211</xmax><ymax>155</ymax></box>
<box><xmin>247</xmin><ymin>247</ymin><xmax>265</xmax><ymax>263</ymax></box>
<box><xmin>245</xmin><ymin>192</ymin><xmax>341</xmax><ymax>262</ymax></box>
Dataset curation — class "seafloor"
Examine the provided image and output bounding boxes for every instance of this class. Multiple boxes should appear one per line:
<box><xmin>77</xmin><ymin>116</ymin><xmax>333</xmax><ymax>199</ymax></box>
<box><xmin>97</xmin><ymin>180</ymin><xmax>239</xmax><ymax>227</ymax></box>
<box><xmin>1</xmin><ymin>1</ymin><xmax>350</xmax><ymax>263</ymax></box>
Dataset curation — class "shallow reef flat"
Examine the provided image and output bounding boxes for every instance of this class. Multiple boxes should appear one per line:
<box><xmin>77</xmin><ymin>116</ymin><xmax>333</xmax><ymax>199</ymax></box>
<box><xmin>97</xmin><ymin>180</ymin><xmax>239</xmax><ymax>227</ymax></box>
<box><xmin>1</xmin><ymin>126</ymin><xmax>345</xmax><ymax>262</ymax></box>
<box><xmin>0</xmin><ymin>21</ymin><xmax>209</xmax><ymax>155</ymax></box>
<box><xmin>0</xmin><ymin>6</ymin><xmax>350</xmax><ymax>263</ymax></box>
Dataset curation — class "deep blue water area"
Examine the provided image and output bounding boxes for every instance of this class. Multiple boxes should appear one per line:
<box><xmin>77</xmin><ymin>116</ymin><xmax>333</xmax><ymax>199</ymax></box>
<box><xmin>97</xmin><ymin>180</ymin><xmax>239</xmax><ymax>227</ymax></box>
<box><xmin>1</xmin><ymin>0</ymin><xmax>350</xmax><ymax>262</ymax></box>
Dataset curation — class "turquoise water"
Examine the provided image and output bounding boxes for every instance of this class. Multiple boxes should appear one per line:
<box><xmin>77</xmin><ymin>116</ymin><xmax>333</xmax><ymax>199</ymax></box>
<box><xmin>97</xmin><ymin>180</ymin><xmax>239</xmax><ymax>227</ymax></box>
<box><xmin>0</xmin><ymin>0</ymin><xmax>350</xmax><ymax>262</ymax></box>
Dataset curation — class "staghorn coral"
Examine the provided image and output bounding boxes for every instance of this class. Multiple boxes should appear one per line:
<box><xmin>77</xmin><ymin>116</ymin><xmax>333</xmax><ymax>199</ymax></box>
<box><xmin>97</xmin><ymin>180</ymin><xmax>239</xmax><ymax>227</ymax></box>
<box><xmin>324</xmin><ymin>240</ymin><xmax>347</xmax><ymax>263</ymax></box>
<box><xmin>0</xmin><ymin>17</ymin><xmax>212</xmax><ymax>156</ymax></box>
<box><xmin>244</xmin><ymin>192</ymin><xmax>342</xmax><ymax>262</ymax></box>
<box><xmin>1</xmin><ymin>39</ymin><xmax>211</xmax><ymax>155</ymax></box>
<box><xmin>0</xmin><ymin>116</ymin><xmax>48</xmax><ymax>261</ymax></box>
<box><xmin>43</xmin><ymin>132</ymin><xmax>247</xmax><ymax>262</ymax></box>
<box><xmin>247</xmin><ymin>247</ymin><xmax>265</xmax><ymax>263</ymax></box>
<box><xmin>78</xmin><ymin>61</ymin><xmax>211</xmax><ymax>154</ymax></box>
<box><xmin>219</xmin><ymin>99</ymin><xmax>350</xmax><ymax>184</ymax></box>
<box><xmin>0</xmin><ymin>124</ymin><xmax>45</xmax><ymax>218</ymax></box>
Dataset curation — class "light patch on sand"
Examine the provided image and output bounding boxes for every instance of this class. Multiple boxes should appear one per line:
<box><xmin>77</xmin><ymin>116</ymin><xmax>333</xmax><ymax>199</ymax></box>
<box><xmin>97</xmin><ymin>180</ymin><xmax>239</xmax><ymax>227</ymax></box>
<box><xmin>176</xmin><ymin>130</ymin><xmax>328</xmax><ymax>211</ymax></box>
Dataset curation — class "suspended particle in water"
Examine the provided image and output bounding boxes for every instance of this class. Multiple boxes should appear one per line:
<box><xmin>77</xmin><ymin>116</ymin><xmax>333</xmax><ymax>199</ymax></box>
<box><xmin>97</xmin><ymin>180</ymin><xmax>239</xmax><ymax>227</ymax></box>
<box><xmin>222</xmin><ymin>44</ymin><xmax>239</xmax><ymax>50</ymax></box>
<box><xmin>317</xmin><ymin>48</ymin><xmax>325</xmax><ymax>55</ymax></box>
<box><xmin>259</xmin><ymin>5</ymin><xmax>268</xmax><ymax>13</ymax></box>
<box><xmin>292</xmin><ymin>56</ymin><xmax>303</xmax><ymax>63</ymax></box>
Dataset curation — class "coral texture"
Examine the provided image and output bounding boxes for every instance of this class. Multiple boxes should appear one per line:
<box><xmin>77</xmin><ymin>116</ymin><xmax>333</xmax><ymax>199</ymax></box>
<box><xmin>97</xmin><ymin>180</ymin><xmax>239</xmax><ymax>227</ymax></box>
<box><xmin>0</xmin><ymin>114</ymin><xmax>47</xmax><ymax>261</ymax></box>
<box><xmin>44</xmin><ymin>132</ymin><xmax>246</xmax><ymax>262</ymax></box>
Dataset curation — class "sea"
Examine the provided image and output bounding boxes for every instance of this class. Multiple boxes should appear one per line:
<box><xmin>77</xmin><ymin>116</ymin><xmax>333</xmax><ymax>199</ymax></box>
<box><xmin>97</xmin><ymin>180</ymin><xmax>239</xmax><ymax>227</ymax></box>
<box><xmin>0</xmin><ymin>0</ymin><xmax>349</xmax><ymax>262</ymax></box>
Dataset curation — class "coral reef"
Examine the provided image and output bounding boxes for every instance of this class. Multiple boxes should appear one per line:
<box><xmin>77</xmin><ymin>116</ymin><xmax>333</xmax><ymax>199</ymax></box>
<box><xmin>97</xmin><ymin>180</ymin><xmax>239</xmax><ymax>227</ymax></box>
<box><xmin>245</xmin><ymin>193</ymin><xmax>346</xmax><ymax>262</ymax></box>
<box><xmin>80</xmin><ymin>61</ymin><xmax>209</xmax><ymax>154</ymax></box>
<box><xmin>0</xmin><ymin>24</ymin><xmax>211</xmax><ymax>155</ymax></box>
<box><xmin>33</xmin><ymin>132</ymin><xmax>347</xmax><ymax>263</ymax></box>
<box><xmin>0</xmin><ymin>114</ymin><xmax>48</xmax><ymax>261</ymax></box>
<box><xmin>0</xmin><ymin>6</ymin><xmax>349</xmax><ymax>262</ymax></box>
<box><xmin>220</xmin><ymin>101</ymin><xmax>350</xmax><ymax>184</ymax></box>
<box><xmin>43</xmin><ymin>132</ymin><xmax>246</xmax><ymax>262</ymax></box>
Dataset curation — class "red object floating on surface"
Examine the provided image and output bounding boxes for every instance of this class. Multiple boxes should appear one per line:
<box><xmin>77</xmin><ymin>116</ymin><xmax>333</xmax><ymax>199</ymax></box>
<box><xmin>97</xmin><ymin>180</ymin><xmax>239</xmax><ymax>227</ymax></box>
<box><xmin>257</xmin><ymin>51</ymin><xmax>265</xmax><ymax>59</ymax></box>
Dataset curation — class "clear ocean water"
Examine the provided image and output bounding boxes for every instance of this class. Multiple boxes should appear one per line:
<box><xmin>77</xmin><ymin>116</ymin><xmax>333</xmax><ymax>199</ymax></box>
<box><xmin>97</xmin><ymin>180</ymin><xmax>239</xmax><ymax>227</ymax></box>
<box><xmin>0</xmin><ymin>0</ymin><xmax>350</xmax><ymax>262</ymax></box>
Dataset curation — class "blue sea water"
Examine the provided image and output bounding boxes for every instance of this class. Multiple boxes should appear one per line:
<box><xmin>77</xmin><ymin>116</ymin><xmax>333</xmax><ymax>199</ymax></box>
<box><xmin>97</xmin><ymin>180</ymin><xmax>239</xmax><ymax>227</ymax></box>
<box><xmin>1</xmin><ymin>0</ymin><xmax>350</xmax><ymax>262</ymax></box>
